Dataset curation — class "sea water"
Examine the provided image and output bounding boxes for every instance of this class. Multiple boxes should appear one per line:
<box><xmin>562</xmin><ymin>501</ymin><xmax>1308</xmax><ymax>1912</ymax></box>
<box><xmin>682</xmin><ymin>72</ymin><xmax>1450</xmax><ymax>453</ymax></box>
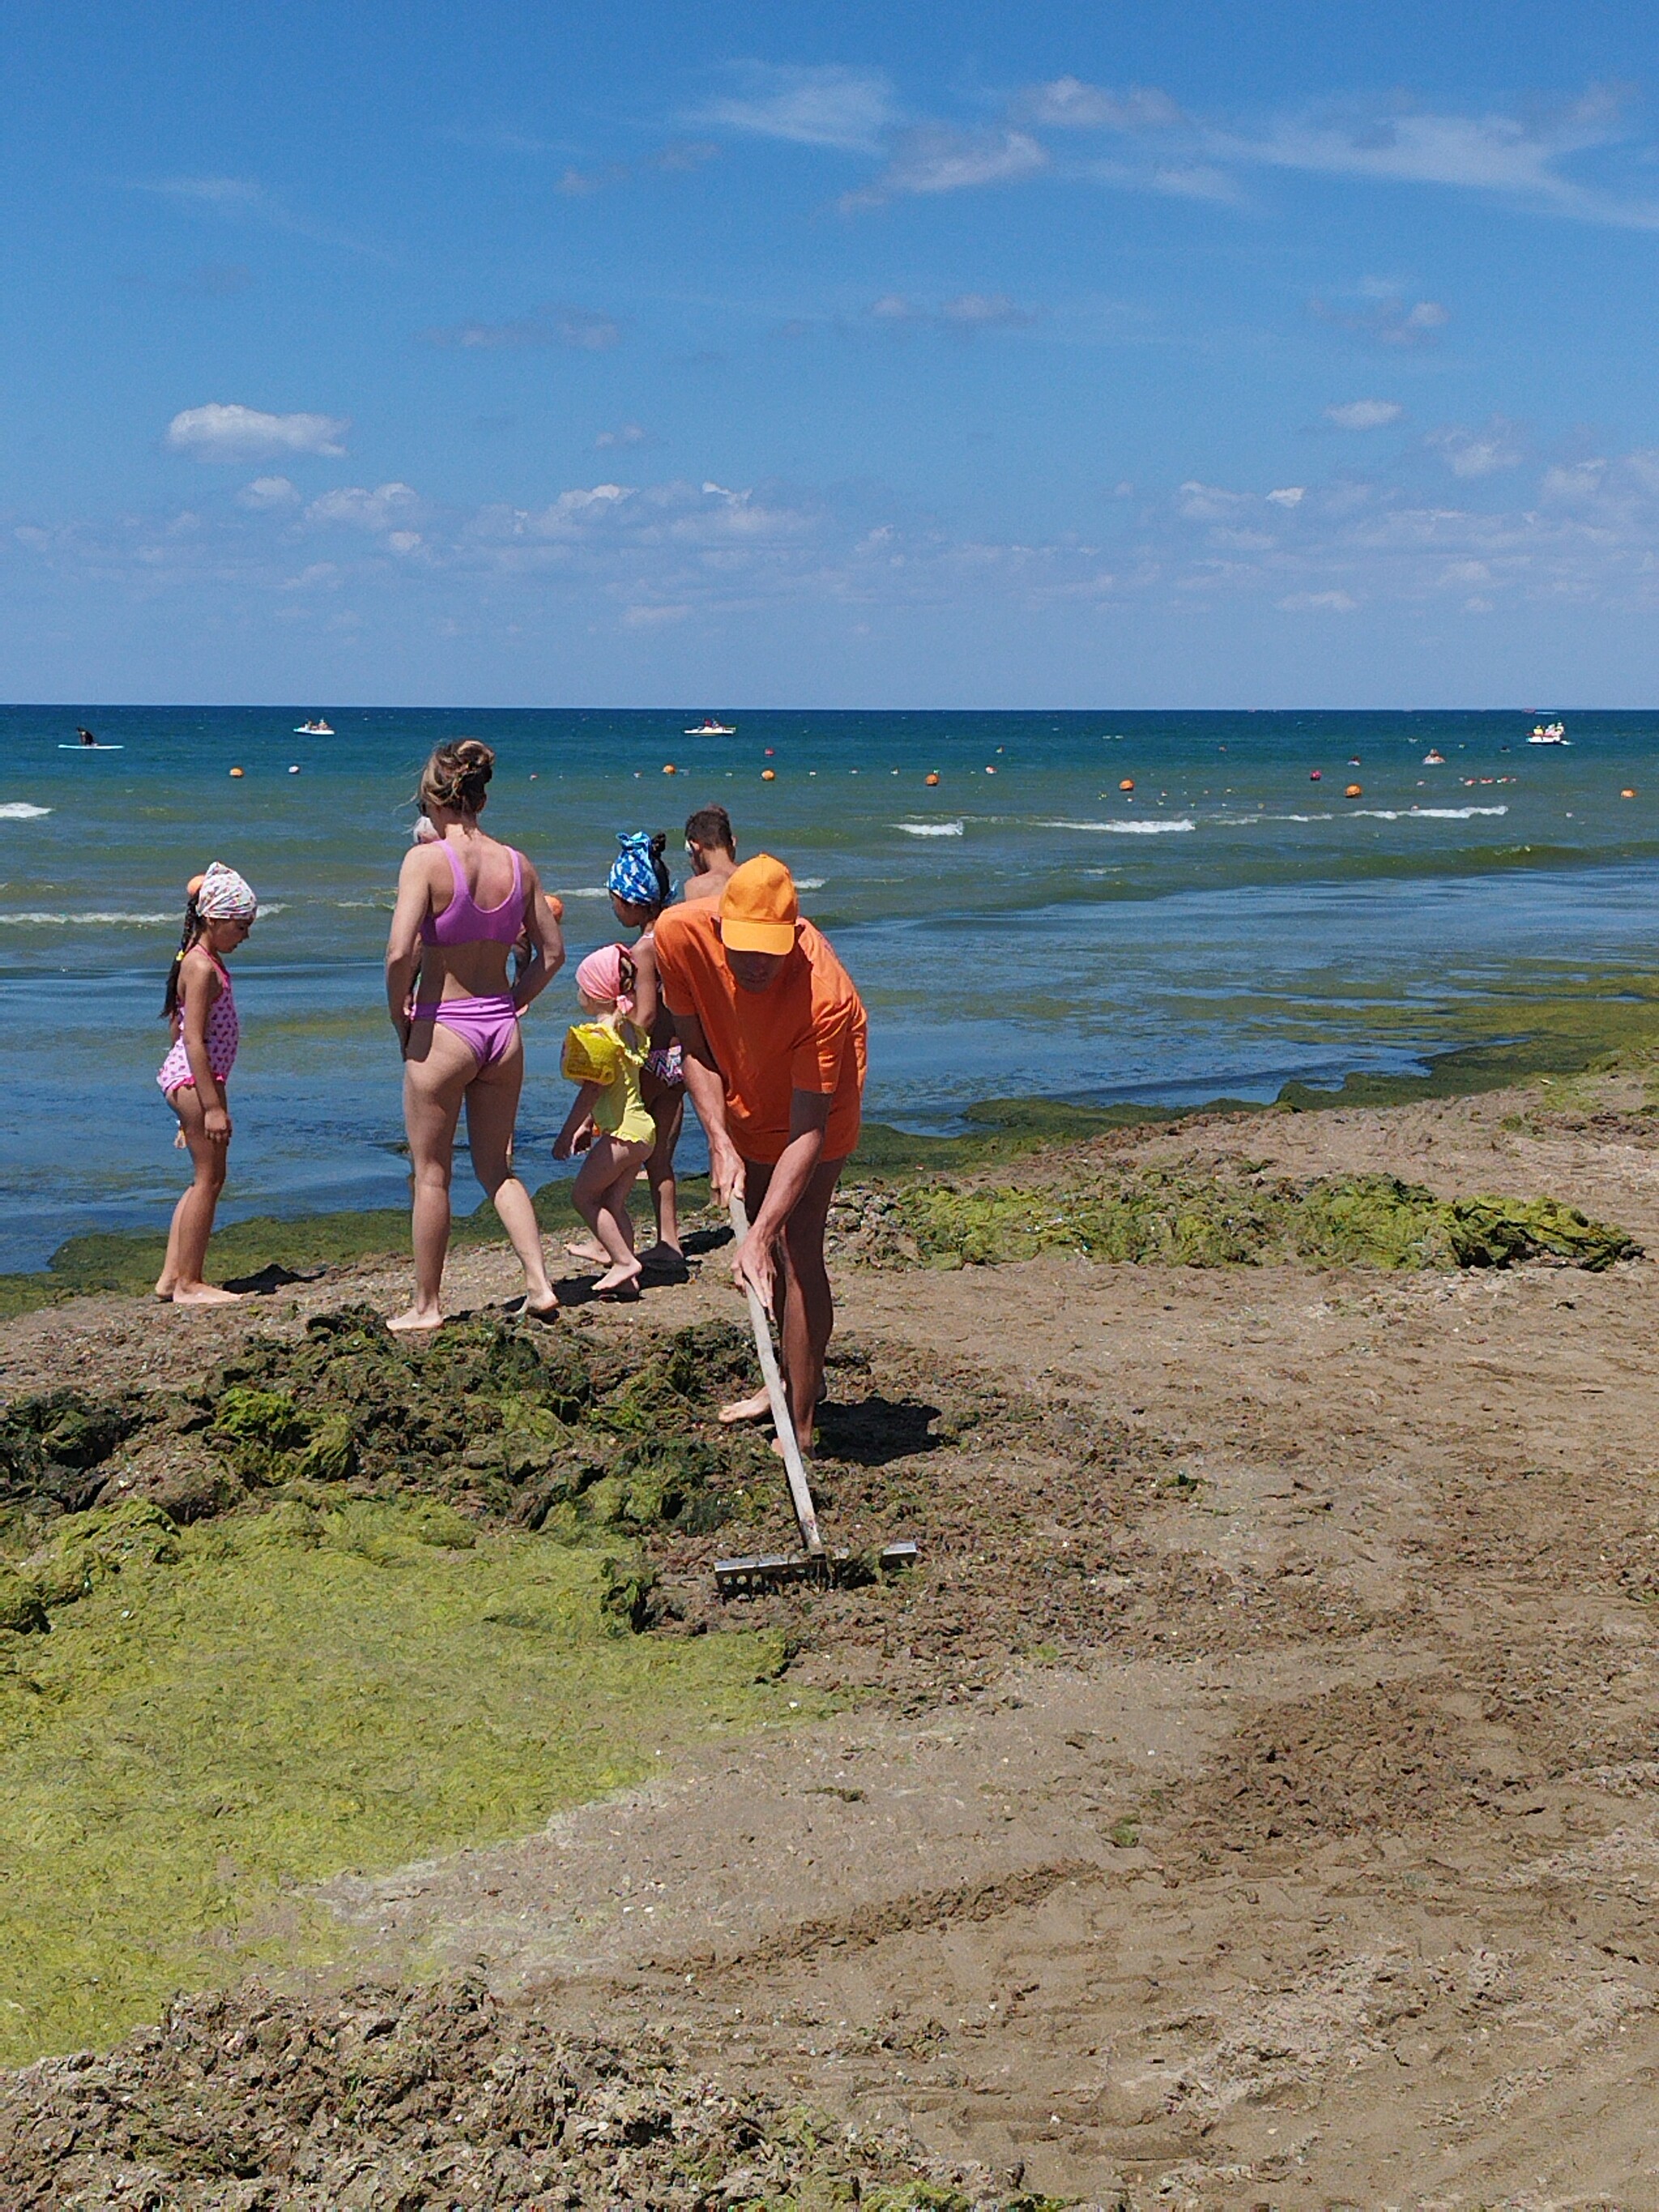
<box><xmin>2</xmin><ymin>705</ymin><xmax>1656</xmax><ymax>1269</ymax></box>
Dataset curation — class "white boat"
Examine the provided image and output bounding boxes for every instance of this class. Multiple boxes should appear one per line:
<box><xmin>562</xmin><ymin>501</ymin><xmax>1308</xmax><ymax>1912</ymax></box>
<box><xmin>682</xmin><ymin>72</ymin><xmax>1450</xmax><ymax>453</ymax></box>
<box><xmin>1422</xmin><ymin>748</ymin><xmax>1446</xmax><ymax>765</ymax></box>
<box><xmin>1528</xmin><ymin>720</ymin><xmax>1568</xmax><ymax>745</ymax></box>
<box><xmin>294</xmin><ymin>718</ymin><xmax>335</xmax><ymax>735</ymax></box>
<box><xmin>683</xmin><ymin>717</ymin><xmax>736</xmax><ymax>735</ymax></box>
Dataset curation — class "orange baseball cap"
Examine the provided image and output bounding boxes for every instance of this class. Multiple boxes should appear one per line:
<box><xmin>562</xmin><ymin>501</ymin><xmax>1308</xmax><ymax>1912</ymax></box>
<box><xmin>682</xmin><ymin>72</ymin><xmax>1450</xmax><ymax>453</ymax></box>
<box><xmin>719</xmin><ymin>852</ymin><xmax>800</xmax><ymax>954</ymax></box>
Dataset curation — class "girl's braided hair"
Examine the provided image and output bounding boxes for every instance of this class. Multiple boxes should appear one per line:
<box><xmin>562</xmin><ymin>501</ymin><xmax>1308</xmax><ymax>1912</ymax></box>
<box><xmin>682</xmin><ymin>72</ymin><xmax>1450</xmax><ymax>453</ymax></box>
<box><xmin>161</xmin><ymin>878</ymin><xmax>206</xmax><ymax>1021</ymax></box>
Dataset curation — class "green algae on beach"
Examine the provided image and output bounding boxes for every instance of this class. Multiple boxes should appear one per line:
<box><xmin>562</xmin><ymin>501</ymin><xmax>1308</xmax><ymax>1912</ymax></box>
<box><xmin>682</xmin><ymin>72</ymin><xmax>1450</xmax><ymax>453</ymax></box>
<box><xmin>0</xmin><ymin>1498</ymin><xmax>799</xmax><ymax>2068</ymax></box>
<box><xmin>872</xmin><ymin>1168</ymin><xmax>1640</xmax><ymax>1274</ymax></box>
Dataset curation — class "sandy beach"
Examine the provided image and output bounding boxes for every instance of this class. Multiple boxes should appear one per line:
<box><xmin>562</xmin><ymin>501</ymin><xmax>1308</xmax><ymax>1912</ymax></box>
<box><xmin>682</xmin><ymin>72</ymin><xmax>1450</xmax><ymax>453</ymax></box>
<box><xmin>4</xmin><ymin>1068</ymin><xmax>1659</xmax><ymax>2206</ymax></box>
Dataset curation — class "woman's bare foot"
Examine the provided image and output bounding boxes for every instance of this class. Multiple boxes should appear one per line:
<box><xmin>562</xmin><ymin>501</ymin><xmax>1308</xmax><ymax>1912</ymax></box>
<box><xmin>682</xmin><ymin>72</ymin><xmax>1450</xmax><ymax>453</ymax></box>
<box><xmin>718</xmin><ymin>1387</ymin><xmax>774</xmax><ymax>1425</ymax></box>
<box><xmin>387</xmin><ymin>1304</ymin><xmax>446</xmax><ymax>1334</ymax></box>
<box><xmin>153</xmin><ymin>1278</ymin><xmax>175</xmax><ymax>1300</ymax></box>
<box><xmin>564</xmin><ymin>1237</ymin><xmax>610</xmax><ymax>1264</ymax></box>
<box><xmin>593</xmin><ymin>1259</ymin><xmax>642</xmax><ymax>1300</ymax></box>
<box><xmin>509</xmin><ymin>1294</ymin><xmax>561</xmax><ymax>1322</ymax></box>
<box><xmin>170</xmin><ymin>1283</ymin><xmax>242</xmax><ymax>1307</ymax></box>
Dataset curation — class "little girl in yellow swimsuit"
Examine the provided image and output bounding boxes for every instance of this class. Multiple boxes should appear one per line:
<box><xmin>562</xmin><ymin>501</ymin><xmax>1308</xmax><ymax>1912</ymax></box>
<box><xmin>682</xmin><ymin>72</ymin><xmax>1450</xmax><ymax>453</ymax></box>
<box><xmin>553</xmin><ymin>944</ymin><xmax>655</xmax><ymax>1300</ymax></box>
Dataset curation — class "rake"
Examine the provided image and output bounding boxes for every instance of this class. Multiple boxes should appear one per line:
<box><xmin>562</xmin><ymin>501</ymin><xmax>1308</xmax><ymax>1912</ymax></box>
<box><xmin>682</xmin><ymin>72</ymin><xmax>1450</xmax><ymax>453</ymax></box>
<box><xmin>713</xmin><ymin>1194</ymin><xmax>918</xmax><ymax>1597</ymax></box>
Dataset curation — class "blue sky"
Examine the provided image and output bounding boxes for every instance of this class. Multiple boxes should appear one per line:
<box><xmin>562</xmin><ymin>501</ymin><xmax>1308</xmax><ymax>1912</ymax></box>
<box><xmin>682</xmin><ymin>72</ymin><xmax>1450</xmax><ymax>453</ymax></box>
<box><xmin>6</xmin><ymin>0</ymin><xmax>1659</xmax><ymax>705</ymax></box>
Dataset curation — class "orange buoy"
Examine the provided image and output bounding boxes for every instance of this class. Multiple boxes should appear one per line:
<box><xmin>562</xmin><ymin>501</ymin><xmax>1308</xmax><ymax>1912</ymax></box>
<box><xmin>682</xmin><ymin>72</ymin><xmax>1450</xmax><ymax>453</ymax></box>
<box><xmin>1120</xmin><ymin>778</ymin><xmax>1134</xmax><ymax>792</ymax></box>
<box><xmin>1345</xmin><ymin>782</ymin><xmax>1363</xmax><ymax>798</ymax></box>
<box><xmin>925</xmin><ymin>771</ymin><xmax>940</xmax><ymax>786</ymax></box>
<box><xmin>1623</xmin><ymin>786</ymin><xmax>1636</xmax><ymax>798</ymax></box>
<box><xmin>548</xmin><ymin>894</ymin><xmax>565</xmax><ymax>921</ymax></box>
<box><xmin>229</xmin><ymin>766</ymin><xmax>245</xmax><ymax>778</ymax></box>
<box><xmin>761</xmin><ymin>767</ymin><xmax>776</xmax><ymax>781</ymax></box>
<box><xmin>663</xmin><ymin>763</ymin><xmax>677</xmax><ymax>775</ymax></box>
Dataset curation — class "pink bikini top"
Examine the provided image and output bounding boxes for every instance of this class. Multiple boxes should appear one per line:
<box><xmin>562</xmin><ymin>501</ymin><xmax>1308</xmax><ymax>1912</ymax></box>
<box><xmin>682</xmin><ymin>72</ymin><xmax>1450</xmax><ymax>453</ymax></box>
<box><xmin>422</xmin><ymin>841</ymin><xmax>525</xmax><ymax>948</ymax></box>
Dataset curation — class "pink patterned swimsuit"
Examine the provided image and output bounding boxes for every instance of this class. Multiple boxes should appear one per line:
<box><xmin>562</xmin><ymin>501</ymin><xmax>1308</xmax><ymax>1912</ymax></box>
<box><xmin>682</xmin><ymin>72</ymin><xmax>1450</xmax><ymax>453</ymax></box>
<box><xmin>158</xmin><ymin>959</ymin><xmax>238</xmax><ymax>1097</ymax></box>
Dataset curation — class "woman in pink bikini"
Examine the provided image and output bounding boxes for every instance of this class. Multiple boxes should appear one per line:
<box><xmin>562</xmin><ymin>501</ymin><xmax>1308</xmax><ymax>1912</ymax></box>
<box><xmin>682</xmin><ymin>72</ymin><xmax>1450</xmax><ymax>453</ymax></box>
<box><xmin>155</xmin><ymin>860</ymin><xmax>258</xmax><ymax>1306</ymax></box>
<box><xmin>384</xmin><ymin>739</ymin><xmax>565</xmax><ymax>1332</ymax></box>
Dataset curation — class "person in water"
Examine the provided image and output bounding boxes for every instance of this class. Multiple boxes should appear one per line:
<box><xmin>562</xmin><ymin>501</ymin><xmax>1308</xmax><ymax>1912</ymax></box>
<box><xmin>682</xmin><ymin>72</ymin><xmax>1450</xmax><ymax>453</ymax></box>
<box><xmin>655</xmin><ymin>855</ymin><xmax>866</xmax><ymax>1454</ymax></box>
<box><xmin>565</xmin><ymin>831</ymin><xmax>688</xmax><ymax>1277</ymax></box>
<box><xmin>155</xmin><ymin>862</ymin><xmax>258</xmax><ymax>1306</ymax></box>
<box><xmin>553</xmin><ymin>944</ymin><xmax>655</xmax><ymax>1300</ymax></box>
<box><xmin>77</xmin><ymin>727</ymin><xmax>97</xmax><ymax>748</ymax></box>
<box><xmin>384</xmin><ymin>739</ymin><xmax>564</xmax><ymax>1332</ymax></box>
<box><xmin>682</xmin><ymin>803</ymin><xmax>738</xmax><ymax>904</ymax></box>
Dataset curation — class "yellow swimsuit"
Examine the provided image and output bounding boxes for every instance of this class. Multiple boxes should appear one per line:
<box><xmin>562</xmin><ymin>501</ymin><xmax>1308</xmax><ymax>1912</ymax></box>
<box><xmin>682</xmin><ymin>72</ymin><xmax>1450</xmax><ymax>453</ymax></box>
<box><xmin>561</xmin><ymin>1016</ymin><xmax>655</xmax><ymax>1146</ymax></box>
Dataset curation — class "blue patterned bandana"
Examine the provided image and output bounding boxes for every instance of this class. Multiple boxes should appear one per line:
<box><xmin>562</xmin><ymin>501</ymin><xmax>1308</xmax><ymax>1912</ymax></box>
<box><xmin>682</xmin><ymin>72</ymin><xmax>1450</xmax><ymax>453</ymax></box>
<box><xmin>608</xmin><ymin>831</ymin><xmax>669</xmax><ymax>909</ymax></box>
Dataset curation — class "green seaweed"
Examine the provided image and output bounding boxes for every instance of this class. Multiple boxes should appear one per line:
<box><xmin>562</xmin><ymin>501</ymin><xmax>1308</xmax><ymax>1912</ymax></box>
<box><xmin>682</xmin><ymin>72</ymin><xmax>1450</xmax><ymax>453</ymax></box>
<box><xmin>891</xmin><ymin>1168</ymin><xmax>1639</xmax><ymax>1274</ymax></box>
<box><xmin>0</xmin><ymin>1496</ymin><xmax>802</xmax><ymax>2068</ymax></box>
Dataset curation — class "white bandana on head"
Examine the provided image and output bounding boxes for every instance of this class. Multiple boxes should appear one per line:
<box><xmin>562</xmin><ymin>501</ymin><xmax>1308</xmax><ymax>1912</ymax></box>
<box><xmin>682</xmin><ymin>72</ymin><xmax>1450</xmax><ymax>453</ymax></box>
<box><xmin>194</xmin><ymin>861</ymin><xmax>258</xmax><ymax>922</ymax></box>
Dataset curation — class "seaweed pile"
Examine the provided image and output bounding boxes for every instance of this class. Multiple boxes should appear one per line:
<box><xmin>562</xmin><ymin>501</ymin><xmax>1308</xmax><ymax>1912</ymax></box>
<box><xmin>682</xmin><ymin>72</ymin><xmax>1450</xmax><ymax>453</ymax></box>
<box><xmin>833</xmin><ymin>1166</ymin><xmax>1640</xmax><ymax>1274</ymax></box>
<box><xmin>0</xmin><ymin>1975</ymin><xmax>1058</xmax><ymax>2210</ymax></box>
<box><xmin>0</xmin><ymin>1311</ymin><xmax>771</xmax><ymax>1576</ymax></box>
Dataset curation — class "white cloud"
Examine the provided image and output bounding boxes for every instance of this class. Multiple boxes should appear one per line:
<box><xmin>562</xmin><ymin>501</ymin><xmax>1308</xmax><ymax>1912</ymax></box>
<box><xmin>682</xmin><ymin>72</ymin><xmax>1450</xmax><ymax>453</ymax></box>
<box><xmin>595</xmin><ymin>423</ymin><xmax>650</xmax><ymax>449</ymax></box>
<box><xmin>849</xmin><ymin>125</ymin><xmax>1048</xmax><ymax>205</ymax></box>
<box><xmin>1277</xmin><ymin>590</ymin><xmax>1358</xmax><ymax>612</ymax></box>
<box><xmin>165</xmin><ymin>404</ymin><xmax>348</xmax><ymax>462</ymax></box>
<box><xmin>867</xmin><ymin>291</ymin><xmax>1037</xmax><ymax>334</ymax></box>
<box><xmin>695</xmin><ymin>63</ymin><xmax>897</xmax><ymax>154</ymax></box>
<box><xmin>1267</xmin><ymin>486</ymin><xmax>1306</xmax><ymax>507</ymax></box>
<box><xmin>1430</xmin><ymin>420</ymin><xmax>1526</xmax><ymax>478</ymax></box>
<box><xmin>1311</xmin><ymin>288</ymin><xmax>1449</xmax><ymax>349</ymax></box>
<box><xmin>305</xmin><ymin>483</ymin><xmax>421</xmax><ymax>531</ymax></box>
<box><xmin>1020</xmin><ymin>77</ymin><xmax>1183</xmax><ymax>132</ymax></box>
<box><xmin>420</xmin><ymin>304</ymin><xmax>621</xmax><ymax>351</ymax></box>
<box><xmin>237</xmin><ymin>475</ymin><xmax>301</xmax><ymax>509</ymax></box>
<box><xmin>1220</xmin><ymin>87</ymin><xmax>1659</xmax><ymax>228</ymax></box>
<box><xmin>1324</xmin><ymin>400</ymin><xmax>1404</xmax><ymax>430</ymax></box>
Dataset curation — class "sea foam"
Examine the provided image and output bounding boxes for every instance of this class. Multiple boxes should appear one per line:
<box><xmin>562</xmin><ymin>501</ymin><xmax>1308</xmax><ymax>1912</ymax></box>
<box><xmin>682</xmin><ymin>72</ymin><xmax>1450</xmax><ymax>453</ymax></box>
<box><xmin>1352</xmin><ymin>805</ymin><xmax>1508</xmax><ymax>822</ymax></box>
<box><xmin>1042</xmin><ymin>817</ymin><xmax>1196</xmax><ymax>834</ymax></box>
<box><xmin>0</xmin><ymin>803</ymin><xmax>52</xmax><ymax>820</ymax></box>
<box><xmin>898</xmin><ymin>820</ymin><xmax>964</xmax><ymax>837</ymax></box>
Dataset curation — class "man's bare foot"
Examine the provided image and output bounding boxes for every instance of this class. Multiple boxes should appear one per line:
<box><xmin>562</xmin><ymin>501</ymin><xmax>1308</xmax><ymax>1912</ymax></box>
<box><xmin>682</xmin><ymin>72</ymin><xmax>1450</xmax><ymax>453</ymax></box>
<box><xmin>169</xmin><ymin>1284</ymin><xmax>242</xmax><ymax>1307</ymax></box>
<box><xmin>387</xmin><ymin>1305</ymin><xmax>446</xmax><ymax>1334</ymax></box>
<box><xmin>509</xmin><ymin>1294</ymin><xmax>561</xmax><ymax>1322</ymax></box>
<box><xmin>593</xmin><ymin>1260</ymin><xmax>642</xmax><ymax>1299</ymax></box>
<box><xmin>718</xmin><ymin>1387</ymin><xmax>773</xmax><ymax>1425</ymax></box>
<box><xmin>153</xmin><ymin>1279</ymin><xmax>175</xmax><ymax>1300</ymax></box>
<box><xmin>771</xmin><ymin>1430</ymin><xmax>816</xmax><ymax>1460</ymax></box>
<box><xmin>564</xmin><ymin>1237</ymin><xmax>609</xmax><ymax>1264</ymax></box>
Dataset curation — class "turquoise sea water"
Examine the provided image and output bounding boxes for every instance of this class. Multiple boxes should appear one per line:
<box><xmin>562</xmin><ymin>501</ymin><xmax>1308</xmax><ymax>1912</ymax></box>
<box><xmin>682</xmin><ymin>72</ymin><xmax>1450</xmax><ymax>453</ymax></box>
<box><xmin>2</xmin><ymin>705</ymin><xmax>1657</xmax><ymax>1270</ymax></box>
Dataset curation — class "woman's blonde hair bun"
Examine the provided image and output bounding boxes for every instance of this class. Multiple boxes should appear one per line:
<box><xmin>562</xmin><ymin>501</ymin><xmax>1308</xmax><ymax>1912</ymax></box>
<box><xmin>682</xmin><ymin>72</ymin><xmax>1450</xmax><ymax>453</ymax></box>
<box><xmin>417</xmin><ymin>738</ymin><xmax>496</xmax><ymax>816</ymax></box>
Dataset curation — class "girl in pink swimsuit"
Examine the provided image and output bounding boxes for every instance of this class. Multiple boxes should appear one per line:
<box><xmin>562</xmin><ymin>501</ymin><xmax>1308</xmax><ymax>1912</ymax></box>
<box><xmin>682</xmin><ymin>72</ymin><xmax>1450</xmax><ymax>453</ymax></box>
<box><xmin>384</xmin><ymin>738</ymin><xmax>565</xmax><ymax>1333</ymax></box>
<box><xmin>154</xmin><ymin>860</ymin><xmax>258</xmax><ymax>1306</ymax></box>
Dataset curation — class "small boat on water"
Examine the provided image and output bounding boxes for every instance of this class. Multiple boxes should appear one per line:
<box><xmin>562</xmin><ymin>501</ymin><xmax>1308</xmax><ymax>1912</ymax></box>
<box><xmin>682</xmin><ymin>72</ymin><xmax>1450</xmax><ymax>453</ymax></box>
<box><xmin>683</xmin><ymin>717</ymin><xmax>736</xmax><ymax>735</ymax></box>
<box><xmin>1422</xmin><ymin>748</ymin><xmax>1446</xmax><ymax>765</ymax></box>
<box><xmin>1529</xmin><ymin>719</ymin><xmax>1568</xmax><ymax>744</ymax></box>
<box><xmin>294</xmin><ymin>718</ymin><xmax>335</xmax><ymax>735</ymax></box>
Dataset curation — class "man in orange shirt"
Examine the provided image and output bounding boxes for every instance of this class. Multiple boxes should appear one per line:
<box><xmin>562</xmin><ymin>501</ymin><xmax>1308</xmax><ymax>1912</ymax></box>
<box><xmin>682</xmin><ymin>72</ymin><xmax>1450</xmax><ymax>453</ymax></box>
<box><xmin>654</xmin><ymin>853</ymin><xmax>867</xmax><ymax>1452</ymax></box>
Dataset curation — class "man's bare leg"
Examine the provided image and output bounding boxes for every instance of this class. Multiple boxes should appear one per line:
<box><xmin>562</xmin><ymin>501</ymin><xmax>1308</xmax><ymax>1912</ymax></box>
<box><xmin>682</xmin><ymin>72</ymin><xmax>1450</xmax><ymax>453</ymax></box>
<box><xmin>719</xmin><ymin>1155</ymin><xmax>844</xmax><ymax>1445</ymax></box>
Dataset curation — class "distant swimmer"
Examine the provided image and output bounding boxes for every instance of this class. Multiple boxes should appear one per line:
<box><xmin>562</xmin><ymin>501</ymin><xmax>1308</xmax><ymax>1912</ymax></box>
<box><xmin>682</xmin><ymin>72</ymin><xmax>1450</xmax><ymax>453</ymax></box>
<box><xmin>77</xmin><ymin>727</ymin><xmax>96</xmax><ymax>747</ymax></box>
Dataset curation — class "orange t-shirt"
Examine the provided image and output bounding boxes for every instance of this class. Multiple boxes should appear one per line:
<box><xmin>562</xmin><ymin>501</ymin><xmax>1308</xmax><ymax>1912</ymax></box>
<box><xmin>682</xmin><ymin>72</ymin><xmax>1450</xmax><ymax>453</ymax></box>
<box><xmin>654</xmin><ymin>902</ymin><xmax>868</xmax><ymax>1164</ymax></box>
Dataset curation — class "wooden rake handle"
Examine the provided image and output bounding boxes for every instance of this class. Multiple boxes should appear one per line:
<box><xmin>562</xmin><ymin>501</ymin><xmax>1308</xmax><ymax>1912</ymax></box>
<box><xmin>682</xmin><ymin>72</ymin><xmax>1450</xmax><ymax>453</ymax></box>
<box><xmin>728</xmin><ymin>1193</ymin><xmax>825</xmax><ymax>1555</ymax></box>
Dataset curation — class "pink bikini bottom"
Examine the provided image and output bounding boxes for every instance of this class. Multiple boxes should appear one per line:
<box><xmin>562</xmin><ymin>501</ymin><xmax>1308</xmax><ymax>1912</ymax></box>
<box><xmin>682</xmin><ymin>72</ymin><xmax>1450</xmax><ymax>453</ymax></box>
<box><xmin>412</xmin><ymin>993</ymin><xmax>521</xmax><ymax>1070</ymax></box>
